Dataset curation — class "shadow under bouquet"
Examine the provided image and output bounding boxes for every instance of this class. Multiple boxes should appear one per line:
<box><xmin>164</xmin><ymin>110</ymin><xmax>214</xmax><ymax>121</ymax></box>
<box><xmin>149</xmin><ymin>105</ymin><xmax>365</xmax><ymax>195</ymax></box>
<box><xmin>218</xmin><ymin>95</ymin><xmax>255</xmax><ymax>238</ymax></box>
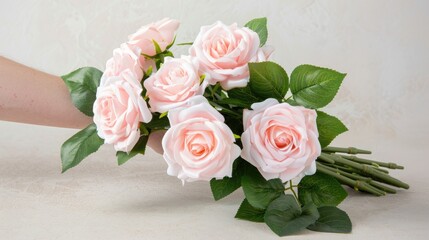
<box><xmin>60</xmin><ymin>17</ymin><xmax>409</xmax><ymax>236</ymax></box>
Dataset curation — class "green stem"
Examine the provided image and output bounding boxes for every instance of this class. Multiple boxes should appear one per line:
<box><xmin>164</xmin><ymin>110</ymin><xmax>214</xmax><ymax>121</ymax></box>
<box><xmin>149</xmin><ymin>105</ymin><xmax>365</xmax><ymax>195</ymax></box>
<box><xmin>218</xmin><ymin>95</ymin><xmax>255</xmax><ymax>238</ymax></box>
<box><xmin>335</xmin><ymin>154</ymin><xmax>404</xmax><ymax>169</ymax></box>
<box><xmin>289</xmin><ymin>181</ymin><xmax>299</xmax><ymax>204</ymax></box>
<box><xmin>320</xmin><ymin>162</ymin><xmax>397</xmax><ymax>194</ymax></box>
<box><xmin>208</xmin><ymin>101</ymin><xmax>241</xmax><ymax>118</ymax></box>
<box><xmin>319</xmin><ymin>163</ymin><xmax>371</xmax><ymax>181</ymax></box>
<box><xmin>324</xmin><ymin>163</ymin><xmax>356</xmax><ymax>173</ymax></box>
<box><xmin>318</xmin><ymin>153</ymin><xmax>336</xmax><ymax>164</ymax></box>
<box><xmin>323</xmin><ymin>146</ymin><xmax>372</xmax><ymax>155</ymax></box>
<box><xmin>325</xmin><ymin>160</ymin><xmax>389</xmax><ymax>175</ymax></box>
<box><xmin>284</xmin><ymin>185</ymin><xmax>299</xmax><ymax>191</ymax></box>
<box><xmin>209</xmin><ymin>84</ymin><xmax>221</xmax><ymax>101</ymax></box>
<box><xmin>327</xmin><ymin>154</ymin><xmax>409</xmax><ymax>189</ymax></box>
<box><xmin>371</xmin><ymin>166</ymin><xmax>389</xmax><ymax>174</ymax></box>
<box><xmin>317</xmin><ymin>163</ymin><xmax>385</xmax><ymax>196</ymax></box>
<box><xmin>368</xmin><ymin>181</ymin><xmax>397</xmax><ymax>194</ymax></box>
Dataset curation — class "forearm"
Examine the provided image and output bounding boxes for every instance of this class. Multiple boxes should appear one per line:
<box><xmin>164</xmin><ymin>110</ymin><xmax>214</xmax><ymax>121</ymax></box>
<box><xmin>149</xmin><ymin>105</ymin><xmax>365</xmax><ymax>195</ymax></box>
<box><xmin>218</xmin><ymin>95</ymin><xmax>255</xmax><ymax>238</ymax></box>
<box><xmin>0</xmin><ymin>56</ymin><xmax>92</xmax><ymax>129</ymax></box>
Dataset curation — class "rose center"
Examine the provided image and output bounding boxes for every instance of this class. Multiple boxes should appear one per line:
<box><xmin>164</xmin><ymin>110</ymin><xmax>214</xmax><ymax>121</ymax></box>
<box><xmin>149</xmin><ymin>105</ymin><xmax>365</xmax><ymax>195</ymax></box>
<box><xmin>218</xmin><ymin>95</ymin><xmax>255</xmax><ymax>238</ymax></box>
<box><xmin>190</xmin><ymin>143</ymin><xmax>206</xmax><ymax>156</ymax></box>
<box><xmin>267</xmin><ymin>125</ymin><xmax>297</xmax><ymax>150</ymax></box>
<box><xmin>274</xmin><ymin>133</ymin><xmax>290</xmax><ymax>148</ymax></box>
<box><xmin>171</xmin><ymin>67</ymin><xmax>187</xmax><ymax>79</ymax></box>
<box><xmin>185</xmin><ymin>131</ymin><xmax>214</xmax><ymax>159</ymax></box>
<box><xmin>274</xmin><ymin>132</ymin><xmax>292</xmax><ymax>149</ymax></box>
<box><xmin>211</xmin><ymin>37</ymin><xmax>231</xmax><ymax>58</ymax></box>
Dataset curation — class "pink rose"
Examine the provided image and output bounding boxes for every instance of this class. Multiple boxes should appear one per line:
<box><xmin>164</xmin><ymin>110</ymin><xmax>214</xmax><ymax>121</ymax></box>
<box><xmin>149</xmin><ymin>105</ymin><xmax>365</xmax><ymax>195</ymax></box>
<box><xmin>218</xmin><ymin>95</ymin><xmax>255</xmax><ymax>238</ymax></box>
<box><xmin>255</xmin><ymin>45</ymin><xmax>274</xmax><ymax>62</ymax></box>
<box><xmin>189</xmin><ymin>21</ymin><xmax>273</xmax><ymax>90</ymax></box>
<box><xmin>128</xmin><ymin>18</ymin><xmax>180</xmax><ymax>57</ymax></box>
<box><xmin>162</xmin><ymin>96</ymin><xmax>241</xmax><ymax>182</ymax></box>
<box><xmin>101</xmin><ymin>43</ymin><xmax>143</xmax><ymax>86</ymax></box>
<box><xmin>241</xmin><ymin>98</ymin><xmax>321</xmax><ymax>182</ymax></box>
<box><xmin>93</xmin><ymin>69</ymin><xmax>152</xmax><ymax>152</ymax></box>
<box><xmin>144</xmin><ymin>56</ymin><xmax>206</xmax><ymax>113</ymax></box>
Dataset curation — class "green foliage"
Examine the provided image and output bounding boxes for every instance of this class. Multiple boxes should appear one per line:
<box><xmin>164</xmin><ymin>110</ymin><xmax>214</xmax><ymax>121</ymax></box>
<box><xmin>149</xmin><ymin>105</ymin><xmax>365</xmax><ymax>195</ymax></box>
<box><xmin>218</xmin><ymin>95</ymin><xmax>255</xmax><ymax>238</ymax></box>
<box><xmin>298</xmin><ymin>172</ymin><xmax>348</xmax><ymax>207</ymax></box>
<box><xmin>264</xmin><ymin>195</ymin><xmax>319</xmax><ymax>236</ymax></box>
<box><xmin>290</xmin><ymin>65</ymin><xmax>346</xmax><ymax>109</ymax></box>
<box><xmin>307</xmin><ymin>206</ymin><xmax>352</xmax><ymax>233</ymax></box>
<box><xmin>245</xmin><ymin>17</ymin><xmax>268</xmax><ymax>46</ymax></box>
<box><xmin>61</xmin><ymin>123</ymin><xmax>104</xmax><ymax>173</ymax></box>
<box><xmin>116</xmin><ymin>134</ymin><xmax>149</xmax><ymax>165</ymax></box>
<box><xmin>248</xmin><ymin>62</ymin><xmax>289</xmax><ymax>101</ymax></box>
<box><xmin>227</xmin><ymin>85</ymin><xmax>261</xmax><ymax>107</ymax></box>
<box><xmin>144</xmin><ymin>113</ymin><xmax>170</xmax><ymax>130</ymax></box>
<box><xmin>241</xmin><ymin>165</ymin><xmax>284</xmax><ymax>209</ymax></box>
<box><xmin>210</xmin><ymin>158</ymin><xmax>247</xmax><ymax>201</ymax></box>
<box><xmin>153</xmin><ymin>40</ymin><xmax>163</xmax><ymax>55</ymax></box>
<box><xmin>215</xmin><ymin>98</ymin><xmax>251</xmax><ymax>108</ymax></box>
<box><xmin>61</xmin><ymin>67</ymin><xmax>102</xmax><ymax>116</ymax></box>
<box><xmin>316</xmin><ymin>111</ymin><xmax>348</xmax><ymax>148</ymax></box>
<box><xmin>235</xmin><ymin>198</ymin><xmax>265</xmax><ymax>222</ymax></box>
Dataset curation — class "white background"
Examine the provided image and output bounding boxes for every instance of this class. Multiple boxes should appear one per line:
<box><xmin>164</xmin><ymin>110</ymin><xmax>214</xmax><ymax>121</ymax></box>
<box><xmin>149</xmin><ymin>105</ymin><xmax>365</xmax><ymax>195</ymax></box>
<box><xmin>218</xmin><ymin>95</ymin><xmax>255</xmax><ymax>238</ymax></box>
<box><xmin>1</xmin><ymin>0</ymin><xmax>428</xmax><ymax>239</ymax></box>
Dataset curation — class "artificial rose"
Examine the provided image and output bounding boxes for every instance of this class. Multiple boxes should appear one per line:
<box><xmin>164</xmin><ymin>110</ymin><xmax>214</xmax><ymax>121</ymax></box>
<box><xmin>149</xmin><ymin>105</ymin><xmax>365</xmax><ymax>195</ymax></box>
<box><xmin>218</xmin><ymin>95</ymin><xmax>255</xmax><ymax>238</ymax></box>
<box><xmin>144</xmin><ymin>56</ymin><xmax>206</xmax><ymax>113</ymax></box>
<box><xmin>100</xmin><ymin>43</ymin><xmax>143</xmax><ymax>86</ymax></box>
<box><xmin>241</xmin><ymin>98</ymin><xmax>321</xmax><ymax>182</ymax></box>
<box><xmin>255</xmin><ymin>45</ymin><xmax>274</xmax><ymax>62</ymax></box>
<box><xmin>128</xmin><ymin>18</ymin><xmax>179</xmax><ymax>57</ymax></box>
<box><xmin>189</xmin><ymin>21</ymin><xmax>273</xmax><ymax>90</ymax></box>
<box><xmin>162</xmin><ymin>96</ymin><xmax>241</xmax><ymax>182</ymax></box>
<box><xmin>93</xmin><ymin>69</ymin><xmax>152</xmax><ymax>152</ymax></box>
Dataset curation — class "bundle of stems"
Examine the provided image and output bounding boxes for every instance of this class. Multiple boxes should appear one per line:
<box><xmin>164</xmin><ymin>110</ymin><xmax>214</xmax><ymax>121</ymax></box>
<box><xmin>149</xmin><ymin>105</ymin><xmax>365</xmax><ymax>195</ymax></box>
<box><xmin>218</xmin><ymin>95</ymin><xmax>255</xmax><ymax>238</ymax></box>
<box><xmin>316</xmin><ymin>146</ymin><xmax>409</xmax><ymax>196</ymax></box>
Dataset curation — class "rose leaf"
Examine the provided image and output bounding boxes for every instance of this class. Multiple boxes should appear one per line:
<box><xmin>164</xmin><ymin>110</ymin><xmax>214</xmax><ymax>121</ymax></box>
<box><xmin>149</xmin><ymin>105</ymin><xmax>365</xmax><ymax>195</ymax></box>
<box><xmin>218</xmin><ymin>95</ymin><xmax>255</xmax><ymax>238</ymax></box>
<box><xmin>61</xmin><ymin>123</ymin><xmax>104</xmax><ymax>173</ymax></box>
<box><xmin>307</xmin><ymin>206</ymin><xmax>352</xmax><ymax>233</ymax></box>
<box><xmin>290</xmin><ymin>65</ymin><xmax>346</xmax><ymax>109</ymax></box>
<box><xmin>61</xmin><ymin>67</ymin><xmax>103</xmax><ymax>116</ymax></box>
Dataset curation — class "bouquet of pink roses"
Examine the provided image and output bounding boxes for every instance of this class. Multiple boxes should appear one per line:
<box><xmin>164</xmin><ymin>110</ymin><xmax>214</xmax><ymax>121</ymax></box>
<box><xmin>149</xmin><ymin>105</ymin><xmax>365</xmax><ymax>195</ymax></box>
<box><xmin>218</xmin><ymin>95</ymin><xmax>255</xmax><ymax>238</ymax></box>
<box><xmin>60</xmin><ymin>17</ymin><xmax>409</xmax><ymax>236</ymax></box>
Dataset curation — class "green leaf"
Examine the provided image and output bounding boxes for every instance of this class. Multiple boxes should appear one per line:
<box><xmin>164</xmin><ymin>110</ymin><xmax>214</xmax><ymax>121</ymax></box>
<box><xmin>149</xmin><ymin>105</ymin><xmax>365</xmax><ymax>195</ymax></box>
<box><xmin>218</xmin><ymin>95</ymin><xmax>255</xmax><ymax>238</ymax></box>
<box><xmin>117</xmin><ymin>151</ymin><xmax>137</xmax><ymax>166</ymax></box>
<box><xmin>298</xmin><ymin>172</ymin><xmax>348</xmax><ymax>207</ymax></box>
<box><xmin>116</xmin><ymin>134</ymin><xmax>149</xmax><ymax>165</ymax></box>
<box><xmin>285</xmin><ymin>98</ymin><xmax>300</xmax><ymax>106</ymax></box>
<box><xmin>224</xmin><ymin>115</ymin><xmax>244</xmax><ymax>137</ymax></box>
<box><xmin>166</xmin><ymin>35</ymin><xmax>176</xmax><ymax>49</ymax></box>
<box><xmin>153</xmin><ymin>40</ymin><xmax>162</xmax><ymax>55</ymax></box>
<box><xmin>307</xmin><ymin>206</ymin><xmax>352</xmax><ymax>233</ymax></box>
<box><xmin>235</xmin><ymin>198</ymin><xmax>265</xmax><ymax>222</ymax></box>
<box><xmin>241</xmin><ymin>165</ymin><xmax>285</xmax><ymax>209</ymax></box>
<box><xmin>227</xmin><ymin>85</ymin><xmax>261</xmax><ymax>105</ymax></box>
<box><xmin>144</xmin><ymin>66</ymin><xmax>153</xmax><ymax>79</ymax></box>
<box><xmin>210</xmin><ymin>158</ymin><xmax>246</xmax><ymax>200</ymax></box>
<box><xmin>316</xmin><ymin>111</ymin><xmax>348</xmax><ymax>148</ymax></box>
<box><xmin>159</xmin><ymin>111</ymin><xmax>168</xmax><ymax>119</ymax></box>
<box><xmin>290</xmin><ymin>65</ymin><xmax>346</xmax><ymax>109</ymax></box>
<box><xmin>264</xmin><ymin>195</ymin><xmax>320</xmax><ymax>236</ymax></box>
<box><xmin>61</xmin><ymin>123</ymin><xmax>104</xmax><ymax>173</ymax></box>
<box><xmin>61</xmin><ymin>67</ymin><xmax>102</xmax><ymax>116</ymax></box>
<box><xmin>210</xmin><ymin>176</ymin><xmax>241</xmax><ymax>201</ymax></box>
<box><xmin>162</xmin><ymin>51</ymin><xmax>174</xmax><ymax>58</ymax></box>
<box><xmin>248</xmin><ymin>62</ymin><xmax>289</xmax><ymax>101</ymax></box>
<box><xmin>214</xmin><ymin>98</ymin><xmax>250</xmax><ymax>108</ymax></box>
<box><xmin>144</xmin><ymin>114</ymin><xmax>170</xmax><ymax>130</ymax></box>
<box><xmin>245</xmin><ymin>17</ymin><xmax>268</xmax><ymax>46</ymax></box>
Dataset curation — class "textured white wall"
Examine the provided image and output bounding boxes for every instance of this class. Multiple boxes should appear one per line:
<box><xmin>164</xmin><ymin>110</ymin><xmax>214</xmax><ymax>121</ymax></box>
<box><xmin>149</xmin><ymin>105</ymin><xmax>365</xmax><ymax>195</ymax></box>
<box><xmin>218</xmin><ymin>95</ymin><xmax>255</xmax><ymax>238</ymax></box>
<box><xmin>0</xmin><ymin>1</ymin><xmax>428</xmax><ymax>239</ymax></box>
<box><xmin>1</xmin><ymin>0</ymin><xmax>427</xmax><ymax>150</ymax></box>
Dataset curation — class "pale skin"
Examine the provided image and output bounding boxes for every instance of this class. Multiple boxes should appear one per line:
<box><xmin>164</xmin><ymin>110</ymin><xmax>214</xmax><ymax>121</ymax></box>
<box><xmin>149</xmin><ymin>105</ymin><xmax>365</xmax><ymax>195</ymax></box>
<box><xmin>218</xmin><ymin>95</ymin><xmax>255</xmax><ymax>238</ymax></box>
<box><xmin>0</xmin><ymin>56</ymin><xmax>163</xmax><ymax>153</ymax></box>
<box><xmin>0</xmin><ymin>56</ymin><xmax>92</xmax><ymax>128</ymax></box>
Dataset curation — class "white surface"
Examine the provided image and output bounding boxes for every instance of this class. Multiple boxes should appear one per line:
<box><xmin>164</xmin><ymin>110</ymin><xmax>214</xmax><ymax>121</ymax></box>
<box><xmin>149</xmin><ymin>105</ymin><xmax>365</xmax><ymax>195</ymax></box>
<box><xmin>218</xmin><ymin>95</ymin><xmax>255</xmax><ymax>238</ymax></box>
<box><xmin>1</xmin><ymin>0</ymin><xmax>428</xmax><ymax>239</ymax></box>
